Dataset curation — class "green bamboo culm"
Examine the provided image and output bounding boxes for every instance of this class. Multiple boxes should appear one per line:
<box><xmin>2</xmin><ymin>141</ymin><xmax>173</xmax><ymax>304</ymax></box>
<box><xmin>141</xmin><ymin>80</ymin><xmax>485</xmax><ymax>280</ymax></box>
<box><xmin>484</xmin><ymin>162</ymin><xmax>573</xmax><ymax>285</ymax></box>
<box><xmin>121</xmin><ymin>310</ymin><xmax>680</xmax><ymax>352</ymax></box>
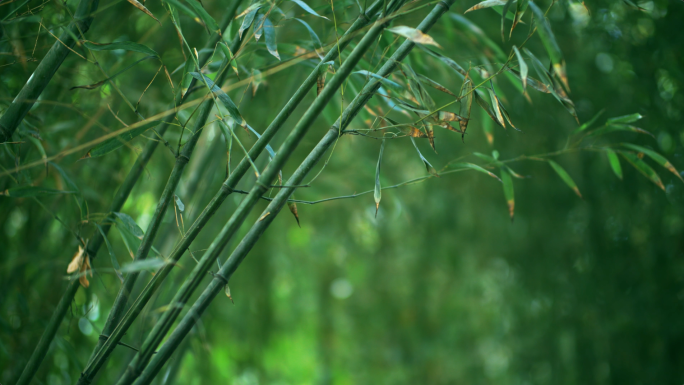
<box><xmin>0</xmin><ymin>0</ymin><xmax>99</xmax><ymax>143</ymax></box>
<box><xmin>76</xmin><ymin>37</ymin><xmax>247</xmax><ymax>385</ymax></box>
<box><xmin>13</xmin><ymin>9</ymin><xmax>242</xmax><ymax>385</ymax></box>
<box><xmin>113</xmin><ymin>3</ymin><xmax>409</xmax><ymax>385</ymax></box>
<box><xmin>128</xmin><ymin>2</ymin><xmax>455</xmax><ymax>383</ymax></box>
<box><xmin>76</xmin><ymin>2</ymin><xmax>389</xmax><ymax>382</ymax></box>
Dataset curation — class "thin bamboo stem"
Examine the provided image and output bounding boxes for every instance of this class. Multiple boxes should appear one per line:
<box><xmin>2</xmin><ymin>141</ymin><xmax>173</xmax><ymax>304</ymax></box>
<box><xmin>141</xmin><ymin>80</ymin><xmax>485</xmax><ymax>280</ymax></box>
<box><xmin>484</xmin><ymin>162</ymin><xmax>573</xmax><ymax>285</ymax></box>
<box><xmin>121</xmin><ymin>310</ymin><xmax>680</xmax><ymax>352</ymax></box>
<box><xmin>75</xmin><ymin>2</ymin><xmax>387</xmax><ymax>383</ymax></box>
<box><xmin>13</xmin><ymin>9</ymin><xmax>241</xmax><ymax>385</ymax></box>
<box><xmin>0</xmin><ymin>0</ymin><xmax>99</xmax><ymax>143</ymax></box>
<box><xmin>129</xmin><ymin>2</ymin><xmax>455</xmax><ymax>383</ymax></box>
<box><xmin>113</xmin><ymin>2</ymin><xmax>408</xmax><ymax>384</ymax></box>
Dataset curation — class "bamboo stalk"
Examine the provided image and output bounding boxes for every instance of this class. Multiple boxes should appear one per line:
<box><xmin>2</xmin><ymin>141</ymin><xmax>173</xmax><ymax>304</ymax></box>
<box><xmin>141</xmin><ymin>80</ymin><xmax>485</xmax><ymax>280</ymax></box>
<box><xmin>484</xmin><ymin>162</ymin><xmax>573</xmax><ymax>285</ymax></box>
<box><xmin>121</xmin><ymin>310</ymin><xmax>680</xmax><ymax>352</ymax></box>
<box><xmin>128</xmin><ymin>2</ymin><xmax>455</xmax><ymax>383</ymax></box>
<box><xmin>112</xmin><ymin>3</ymin><xmax>409</xmax><ymax>384</ymax></box>
<box><xmin>0</xmin><ymin>0</ymin><xmax>99</xmax><ymax>143</ymax></box>
<box><xmin>75</xmin><ymin>1</ymin><xmax>388</xmax><ymax>383</ymax></box>
<box><xmin>13</xmin><ymin>10</ymin><xmax>241</xmax><ymax>385</ymax></box>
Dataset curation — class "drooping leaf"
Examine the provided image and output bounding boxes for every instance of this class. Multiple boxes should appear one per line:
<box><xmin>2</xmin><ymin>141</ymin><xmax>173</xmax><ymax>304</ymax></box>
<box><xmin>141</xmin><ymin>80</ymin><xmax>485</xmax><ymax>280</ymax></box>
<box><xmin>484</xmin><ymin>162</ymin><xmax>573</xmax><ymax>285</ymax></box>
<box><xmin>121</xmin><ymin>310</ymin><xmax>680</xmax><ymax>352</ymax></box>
<box><xmin>573</xmin><ymin>109</ymin><xmax>604</xmax><ymax>134</ymax></box>
<box><xmin>605</xmin><ymin>149</ymin><xmax>622</xmax><ymax>180</ymax></box>
<box><xmin>524</xmin><ymin>48</ymin><xmax>577</xmax><ymax>121</ymax></box>
<box><xmin>114</xmin><ymin>212</ymin><xmax>144</xmax><ymax>238</ymax></box>
<box><xmin>512</xmin><ymin>45</ymin><xmax>528</xmax><ymax>91</ymax></box>
<box><xmin>50</xmin><ymin>162</ymin><xmax>88</xmax><ymax>221</ymax></box>
<box><xmin>450</xmin><ymin>162</ymin><xmax>501</xmax><ymax>181</ymax></box>
<box><xmin>501</xmin><ymin>0</ymin><xmax>515</xmax><ymax>41</ymax></box>
<box><xmin>607</xmin><ymin>113</ymin><xmax>643</xmax><ymax>125</ymax></box>
<box><xmin>419</xmin><ymin>46</ymin><xmax>467</xmax><ymax>77</ymax></box>
<box><xmin>386</xmin><ymin>26</ymin><xmax>441</xmax><ymax>48</ymax></box>
<box><xmin>528</xmin><ymin>1</ymin><xmax>567</xmax><ymax>88</ymax></box>
<box><xmin>425</xmin><ymin>123</ymin><xmax>436</xmax><ymax>152</ymax></box>
<box><xmin>487</xmin><ymin>87</ymin><xmax>506</xmax><ymax>128</ymax></box>
<box><xmin>417</xmin><ymin>74</ymin><xmax>456</xmax><ymax>96</ymax></box>
<box><xmin>189</xmin><ymin>72</ymin><xmax>247</xmax><ymax>127</ymax></box>
<box><xmin>253</xmin><ymin>12</ymin><xmax>266</xmax><ymax>41</ymax></box>
<box><xmin>475</xmin><ymin>90</ymin><xmax>503</xmax><ymax>128</ymax></box>
<box><xmin>185</xmin><ymin>0</ymin><xmax>220</xmax><ymax>34</ymax></box>
<box><xmin>409</xmin><ymin>136</ymin><xmax>435</xmax><ymax>173</ymax></box>
<box><xmin>263</xmin><ymin>17</ymin><xmax>280</xmax><ymax>60</ymax></box>
<box><xmin>547</xmin><ymin>160</ymin><xmax>582</xmax><ymax>198</ymax></box>
<box><xmin>500</xmin><ymin>167</ymin><xmax>515</xmax><ymax>221</ymax></box>
<box><xmin>464</xmin><ymin>0</ymin><xmax>508</xmax><ymax>13</ymax></box>
<box><xmin>294</xmin><ymin>18</ymin><xmax>323</xmax><ymax>53</ymax></box>
<box><xmin>96</xmin><ymin>224</ymin><xmax>123</xmax><ymax>283</ymax></box>
<box><xmin>621</xmin><ymin>143</ymin><xmax>684</xmax><ymax>183</ymax></box>
<box><xmin>67</xmin><ymin>246</ymin><xmax>85</xmax><ymax>274</ymax></box>
<box><xmin>84</xmin><ymin>41</ymin><xmax>159</xmax><ymax>58</ymax></box>
<box><xmin>290</xmin><ymin>0</ymin><xmax>328</xmax><ymax>19</ymax></box>
<box><xmin>620</xmin><ymin>151</ymin><xmax>665</xmax><ymax>190</ymax></box>
<box><xmin>239</xmin><ymin>5</ymin><xmax>262</xmax><ymax>38</ymax></box>
<box><xmin>218</xmin><ymin>42</ymin><xmax>239</xmax><ymax>77</ymax></box>
<box><xmin>353</xmin><ymin>70</ymin><xmax>403</xmax><ymax>93</ymax></box>
<box><xmin>586</xmin><ymin>124</ymin><xmax>654</xmax><ymax>139</ymax></box>
<box><xmin>374</xmin><ymin>139</ymin><xmax>385</xmax><ymax>217</ymax></box>
<box><xmin>511</xmin><ymin>0</ymin><xmax>529</xmax><ymax>34</ymax></box>
<box><xmin>127</xmin><ymin>0</ymin><xmax>160</xmax><ymax>24</ymax></box>
<box><xmin>83</xmin><ymin>120</ymin><xmax>159</xmax><ymax>158</ymax></box>
<box><xmin>120</xmin><ymin>258</ymin><xmax>167</xmax><ymax>273</ymax></box>
<box><xmin>1</xmin><ymin>186</ymin><xmax>75</xmax><ymax>197</ymax></box>
<box><xmin>287</xmin><ymin>201</ymin><xmax>301</xmax><ymax>227</ymax></box>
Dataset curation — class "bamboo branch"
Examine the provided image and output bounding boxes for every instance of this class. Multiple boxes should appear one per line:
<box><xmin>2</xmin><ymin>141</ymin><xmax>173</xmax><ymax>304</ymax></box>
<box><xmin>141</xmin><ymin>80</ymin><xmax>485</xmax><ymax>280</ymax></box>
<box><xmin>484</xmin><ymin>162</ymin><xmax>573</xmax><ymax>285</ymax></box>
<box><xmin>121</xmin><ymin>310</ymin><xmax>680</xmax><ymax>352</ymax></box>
<box><xmin>127</xmin><ymin>2</ymin><xmax>455</xmax><ymax>383</ymax></box>
<box><xmin>0</xmin><ymin>0</ymin><xmax>99</xmax><ymax>143</ymax></box>
<box><xmin>111</xmin><ymin>3</ymin><xmax>410</xmax><ymax>385</ymax></box>
<box><xmin>75</xmin><ymin>1</ymin><xmax>388</xmax><ymax>383</ymax></box>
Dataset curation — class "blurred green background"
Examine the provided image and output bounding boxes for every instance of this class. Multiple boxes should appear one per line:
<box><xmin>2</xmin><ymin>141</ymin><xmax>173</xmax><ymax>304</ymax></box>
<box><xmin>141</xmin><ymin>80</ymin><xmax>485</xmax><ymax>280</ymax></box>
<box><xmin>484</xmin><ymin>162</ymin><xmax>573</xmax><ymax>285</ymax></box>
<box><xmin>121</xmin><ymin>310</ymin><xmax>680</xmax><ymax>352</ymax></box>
<box><xmin>2</xmin><ymin>0</ymin><xmax>684</xmax><ymax>384</ymax></box>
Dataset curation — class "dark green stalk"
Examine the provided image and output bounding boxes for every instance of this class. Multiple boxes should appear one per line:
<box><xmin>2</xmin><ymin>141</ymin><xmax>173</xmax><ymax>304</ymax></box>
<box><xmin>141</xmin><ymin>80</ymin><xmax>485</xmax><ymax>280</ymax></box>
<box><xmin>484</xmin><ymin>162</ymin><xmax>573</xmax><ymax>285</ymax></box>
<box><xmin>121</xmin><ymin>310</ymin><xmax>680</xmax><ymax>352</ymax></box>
<box><xmin>12</xmin><ymin>9</ymin><xmax>242</xmax><ymax>385</ymax></box>
<box><xmin>113</xmin><ymin>3</ymin><xmax>407</xmax><ymax>384</ymax></box>
<box><xmin>75</xmin><ymin>2</ymin><xmax>387</xmax><ymax>383</ymax></box>
<box><xmin>129</xmin><ymin>2</ymin><xmax>455</xmax><ymax>383</ymax></box>
<box><xmin>0</xmin><ymin>0</ymin><xmax>99</xmax><ymax>143</ymax></box>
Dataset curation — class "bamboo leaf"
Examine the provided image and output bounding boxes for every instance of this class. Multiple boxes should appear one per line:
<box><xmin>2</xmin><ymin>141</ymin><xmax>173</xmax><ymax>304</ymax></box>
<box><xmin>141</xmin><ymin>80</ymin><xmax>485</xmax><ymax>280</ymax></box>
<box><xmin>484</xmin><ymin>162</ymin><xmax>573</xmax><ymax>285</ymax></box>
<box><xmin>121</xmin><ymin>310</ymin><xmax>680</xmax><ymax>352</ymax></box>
<box><xmin>294</xmin><ymin>18</ymin><xmax>323</xmax><ymax>53</ymax></box>
<box><xmin>586</xmin><ymin>124</ymin><xmax>654</xmax><ymax>139</ymax></box>
<box><xmin>501</xmin><ymin>167</ymin><xmax>515</xmax><ymax>220</ymax></box>
<box><xmin>511</xmin><ymin>0</ymin><xmax>528</xmax><ymax>34</ymax></box>
<box><xmin>464</xmin><ymin>0</ymin><xmax>508</xmax><ymax>13</ymax></box>
<box><xmin>67</xmin><ymin>246</ymin><xmax>85</xmax><ymax>274</ymax></box>
<box><xmin>620</xmin><ymin>151</ymin><xmax>665</xmax><ymax>190</ymax></box>
<box><xmin>114</xmin><ymin>212</ymin><xmax>144</xmax><ymax>238</ymax></box>
<box><xmin>501</xmin><ymin>0</ymin><xmax>515</xmax><ymax>41</ymax></box>
<box><xmin>127</xmin><ymin>0</ymin><xmax>161</xmax><ymax>25</ymax></box>
<box><xmin>419</xmin><ymin>46</ymin><xmax>467</xmax><ymax>77</ymax></box>
<box><xmin>547</xmin><ymin>160</ymin><xmax>582</xmax><ymax>198</ymax></box>
<box><xmin>573</xmin><ymin>109</ymin><xmax>604</xmax><ymax>134</ymax></box>
<box><xmin>83</xmin><ymin>121</ymin><xmax>159</xmax><ymax>158</ymax></box>
<box><xmin>290</xmin><ymin>0</ymin><xmax>328</xmax><ymax>19</ymax></box>
<box><xmin>253</xmin><ymin>13</ymin><xmax>266</xmax><ymax>41</ymax></box>
<box><xmin>188</xmin><ymin>72</ymin><xmax>247</xmax><ymax>127</ymax></box>
<box><xmin>353</xmin><ymin>70</ymin><xmax>403</xmax><ymax>93</ymax></box>
<box><xmin>218</xmin><ymin>42</ymin><xmax>239</xmax><ymax>77</ymax></box>
<box><xmin>263</xmin><ymin>18</ymin><xmax>280</xmax><ymax>60</ymax></box>
<box><xmin>487</xmin><ymin>87</ymin><xmax>506</xmax><ymax>128</ymax></box>
<box><xmin>239</xmin><ymin>5</ymin><xmax>262</xmax><ymax>38</ymax></box>
<box><xmin>1</xmin><ymin>186</ymin><xmax>75</xmax><ymax>197</ymax></box>
<box><xmin>374</xmin><ymin>139</ymin><xmax>385</xmax><ymax>217</ymax></box>
<box><xmin>607</xmin><ymin>113</ymin><xmax>643</xmax><ymax>125</ymax></box>
<box><xmin>96</xmin><ymin>224</ymin><xmax>123</xmax><ymax>283</ymax></box>
<box><xmin>417</xmin><ymin>74</ymin><xmax>456</xmax><ymax>96</ymax></box>
<box><xmin>84</xmin><ymin>41</ymin><xmax>159</xmax><ymax>58</ymax></box>
<box><xmin>409</xmin><ymin>136</ymin><xmax>435</xmax><ymax>173</ymax></box>
<box><xmin>605</xmin><ymin>149</ymin><xmax>622</xmax><ymax>180</ymax></box>
<box><xmin>386</xmin><ymin>26</ymin><xmax>441</xmax><ymax>48</ymax></box>
<box><xmin>287</xmin><ymin>201</ymin><xmax>301</xmax><ymax>227</ymax></box>
<box><xmin>120</xmin><ymin>258</ymin><xmax>167</xmax><ymax>273</ymax></box>
<box><xmin>50</xmin><ymin>162</ymin><xmax>88</xmax><ymax>221</ymax></box>
<box><xmin>528</xmin><ymin>1</ymin><xmax>567</xmax><ymax>88</ymax></box>
<box><xmin>185</xmin><ymin>0</ymin><xmax>220</xmax><ymax>34</ymax></box>
<box><xmin>621</xmin><ymin>143</ymin><xmax>684</xmax><ymax>183</ymax></box>
<box><xmin>450</xmin><ymin>162</ymin><xmax>502</xmax><ymax>181</ymax></box>
<box><xmin>512</xmin><ymin>45</ymin><xmax>527</xmax><ymax>91</ymax></box>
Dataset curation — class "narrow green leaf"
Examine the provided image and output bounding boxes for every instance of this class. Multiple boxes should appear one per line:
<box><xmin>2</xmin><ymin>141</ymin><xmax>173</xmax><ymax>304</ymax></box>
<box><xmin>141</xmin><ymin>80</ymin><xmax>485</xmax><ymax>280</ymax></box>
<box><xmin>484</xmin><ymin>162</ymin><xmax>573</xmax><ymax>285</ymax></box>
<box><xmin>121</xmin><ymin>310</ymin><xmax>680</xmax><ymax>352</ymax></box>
<box><xmin>353</xmin><ymin>70</ymin><xmax>403</xmax><ymax>92</ymax></box>
<box><xmin>500</xmin><ymin>167</ymin><xmax>515</xmax><ymax>221</ymax></box>
<box><xmin>188</xmin><ymin>72</ymin><xmax>247</xmax><ymax>126</ymax></box>
<box><xmin>573</xmin><ymin>109</ymin><xmax>604</xmax><ymax>134</ymax></box>
<box><xmin>290</xmin><ymin>0</ymin><xmax>329</xmax><ymax>19</ymax></box>
<box><xmin>409</xmin><ymin>136</ymin><xmax>435</xmax><ymax>173</ymax></box>
<box><xmin>547</xmin><ymin>160</ymin><xmax>582</xmax><ymax>198</ymax></box>
<box><xmin>464</xmin><ymin>0</ymin><xmax>508</xmax><ymax>13</ymax></box>
<box><xmin>96</xmin><ymin>224</ymin><xmax>123</xmax><ymax>283</ymax></box>
<box><xmin>586</xmin><ymin>124</ymin><xmax>654</xmax><ymax>139</ymax></box>
<box><xmin>607</xmin><ymin>113</ymin><xmax>643</xmax><ymax>125</ymax></box>
<box><xmin>386</xmin><ymin>26</ymin><xmax>441</xmax><ymax>48</ymax></box>
<box><xmin>417</xmin><ymin>74</ymin><xmax>456</xmax><ymax>96</ymax></box>
<box><xmin>253</xmin><ymin>12</ymin><xmax>266</xmax><ymax>41</ymax></box>
<box><xmin>501</xmin><ymin>0</ymin><xmax>515</xmax><ymax>41</ymax></box>
<box><xmin>1</xmin><ymin>186</ymin><xmax>75</xmax><ymax>198</ymax></box>
<box><xmin>239</xmin><ymin>6</ymin><xmax>261</xmax><ymax>38</ymax></box>
<box><xmin>420</xmin><ymin>46</ymin><xmax>467</xmax><ymax>77</ymax></box>
<box><xmin>620</xmin><ymin>151</ymin><xmax>665</xmax><ymax>190</ymax></box>
<box><xmin>374</xmin><ymin>139</ymin><xmax>385</xmax><ymax>217</ymax></box>
<box><xmin>84</xmin><ymin>121</ymin><xmax>159</xmax><ymax>158</ymax></box>
<box><xmin>263</xmin><ymin>18</ymin><xmax>280</xmax><ymax>60</ymax></box>
<box><xmin>185</xmin><ymin>0</ymin><xmax>220</xmax><ymax>34</ymax></box>
<box><xmin>512</xmin><ymin>45</ymin><xmax>527</xmax><ymax>91</ymax></box>
<box><xmin>605</xmin><ymin>149</ymin><xmax>622</xmax><ymax>180</ymax></box>
<box><xmin>218</xmin><ymin>42</ymin><xmax>239</xmax><ymax>77</ymax></box>
<box><xmin>511</xmin><ymin>0</ymin><xmax>529</xmax><ymax>34</ymax></box>
<box><xmin>528</xmin><ymin>1</ymin><xmax>567</xmax><ymax>88</ymax></box>
<box><xmin>621</xmin><ymin>143</ymin><xmax>684</xmax><ymax>183</ymax></box>
<box><xmin>114</xmin><ymin>212</ymin><xmax>144</xmax><ymax>238</ymax></box>
<box><xmin>84</xmin><ymin>41</ymin><xmax>159</xmax><ymax>58</ymax></box>
<box><xmin>450</xmin><ymin>162</ymin><xmax>501</xmax><ymax>182</ymax></box>
<box><xmin>294</xmin><ymin>18</ymin><xmax>323</xmax><ymax>52</ymax></box>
